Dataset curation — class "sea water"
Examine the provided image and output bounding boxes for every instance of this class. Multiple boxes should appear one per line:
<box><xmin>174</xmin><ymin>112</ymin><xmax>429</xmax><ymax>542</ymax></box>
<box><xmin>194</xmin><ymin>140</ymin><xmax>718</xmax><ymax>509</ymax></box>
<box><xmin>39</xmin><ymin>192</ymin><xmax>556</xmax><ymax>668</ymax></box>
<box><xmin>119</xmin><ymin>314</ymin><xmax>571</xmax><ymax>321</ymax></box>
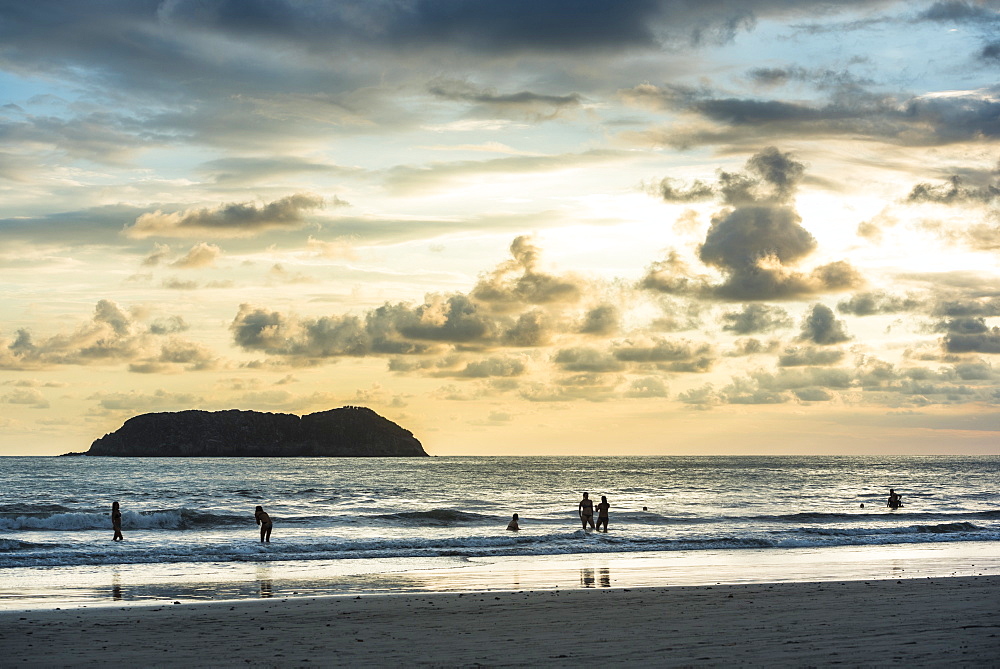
<box><xmin>1</xmin><ymin>456</ymin><xmax>998</xmax><ymax>605</ymax></box>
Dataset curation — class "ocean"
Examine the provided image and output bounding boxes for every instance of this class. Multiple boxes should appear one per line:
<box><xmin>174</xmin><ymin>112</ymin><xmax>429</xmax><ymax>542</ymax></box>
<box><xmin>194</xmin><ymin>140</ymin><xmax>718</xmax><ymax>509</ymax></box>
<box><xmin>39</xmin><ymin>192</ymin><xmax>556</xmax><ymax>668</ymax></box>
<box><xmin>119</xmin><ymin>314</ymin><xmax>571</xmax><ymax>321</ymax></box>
<box><xmin>2</xmin><ymin>455</ymin><xmax>999</xmax><ymax>606</ymax></box>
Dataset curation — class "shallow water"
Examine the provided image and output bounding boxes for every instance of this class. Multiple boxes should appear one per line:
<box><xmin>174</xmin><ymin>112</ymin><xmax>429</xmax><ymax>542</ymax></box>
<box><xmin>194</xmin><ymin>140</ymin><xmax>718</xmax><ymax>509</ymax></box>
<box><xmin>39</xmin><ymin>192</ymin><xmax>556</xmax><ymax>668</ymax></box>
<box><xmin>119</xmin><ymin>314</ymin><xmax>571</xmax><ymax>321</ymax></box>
<box><xmin>2</xmin><ymin>455</ymin><xmax>998</xmax><ymax>606</ymax></box>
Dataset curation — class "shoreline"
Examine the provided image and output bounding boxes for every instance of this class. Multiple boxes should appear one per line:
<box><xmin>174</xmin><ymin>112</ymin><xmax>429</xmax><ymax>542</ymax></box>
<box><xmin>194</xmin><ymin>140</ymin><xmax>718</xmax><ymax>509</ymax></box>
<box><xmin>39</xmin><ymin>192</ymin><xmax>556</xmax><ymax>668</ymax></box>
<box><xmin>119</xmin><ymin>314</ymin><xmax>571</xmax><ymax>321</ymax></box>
<box><xmin>3</xmin><ymin>575</ymin><xmax>998</xmax><ymax>667</ymax></box>
<box><xmin>3</xmin><ymin>540</ymin><xmax>999</xmax><ymax>611</ymax></box>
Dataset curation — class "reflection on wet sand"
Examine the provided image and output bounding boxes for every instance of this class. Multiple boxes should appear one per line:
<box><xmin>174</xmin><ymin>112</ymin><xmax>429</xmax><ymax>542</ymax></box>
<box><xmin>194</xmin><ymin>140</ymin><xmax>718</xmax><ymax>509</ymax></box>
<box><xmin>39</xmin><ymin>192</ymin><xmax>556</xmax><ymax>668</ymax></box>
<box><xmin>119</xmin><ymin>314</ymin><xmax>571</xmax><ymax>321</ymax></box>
<box><xmin>256</xmin><ymin>566</ymin><xmax>273</xmax><ymax>598</ymax></box>
<box><xmin>111</xmin><ymin>571</ymin><xmax>123</xmax><ymax>601</ymax></box>
<box><xmin>580</xmin><ymin>567</ymin><xmax>611</xmax><ymax>588</ymax></box>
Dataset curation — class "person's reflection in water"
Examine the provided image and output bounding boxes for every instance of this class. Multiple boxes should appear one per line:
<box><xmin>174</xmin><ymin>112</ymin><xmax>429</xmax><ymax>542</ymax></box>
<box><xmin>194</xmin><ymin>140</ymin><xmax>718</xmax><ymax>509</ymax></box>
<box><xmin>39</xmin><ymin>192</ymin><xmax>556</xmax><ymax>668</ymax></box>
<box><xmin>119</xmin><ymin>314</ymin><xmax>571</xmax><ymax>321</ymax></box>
<box><xmin>111</xmin><ymin>570</ymin><xmax>123</xmax><ymax>601</ymax></box>
<box><xmin>256</xmin><ymin>566</ymin><xmax>273</xmax><ymax>598</ymax></box>
<box><xmin>599</xmin><ymin>567</ymin><xmax>611</xmax><ymax>588</ymax></box>
<box><xmin>580</xmin><ymin>567</ymin><xmax>596</xmax><ymax>588</ymax></box>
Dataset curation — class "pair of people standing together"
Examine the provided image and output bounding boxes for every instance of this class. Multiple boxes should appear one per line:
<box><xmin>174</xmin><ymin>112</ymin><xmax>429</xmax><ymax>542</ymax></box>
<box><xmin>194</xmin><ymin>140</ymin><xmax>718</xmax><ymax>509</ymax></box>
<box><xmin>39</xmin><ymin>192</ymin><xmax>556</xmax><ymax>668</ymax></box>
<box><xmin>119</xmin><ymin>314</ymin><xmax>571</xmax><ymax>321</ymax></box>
<box><xmin>578</xmin><ymin>492</ymin><xmax>610</xmax><ymax>532</ymax></box>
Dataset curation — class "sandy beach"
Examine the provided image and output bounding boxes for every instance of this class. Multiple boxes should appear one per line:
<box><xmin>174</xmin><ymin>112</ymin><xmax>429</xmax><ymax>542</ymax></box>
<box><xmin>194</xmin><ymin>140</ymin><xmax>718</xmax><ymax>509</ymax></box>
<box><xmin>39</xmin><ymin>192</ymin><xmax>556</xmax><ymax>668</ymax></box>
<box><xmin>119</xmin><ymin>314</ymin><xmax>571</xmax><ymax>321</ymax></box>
<box><xmin>3</xmin><ymin>575</ymin><xmax>998</xmax><ymax>667</ymax></box>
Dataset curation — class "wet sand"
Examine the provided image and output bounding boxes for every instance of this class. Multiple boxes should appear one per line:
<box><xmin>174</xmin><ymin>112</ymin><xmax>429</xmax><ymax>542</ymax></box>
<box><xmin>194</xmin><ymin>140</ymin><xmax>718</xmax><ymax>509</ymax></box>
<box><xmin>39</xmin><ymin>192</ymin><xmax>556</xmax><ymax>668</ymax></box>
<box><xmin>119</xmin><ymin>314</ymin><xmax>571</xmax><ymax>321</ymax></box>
<box><xmin>3</xmin><ymin>575</ymin><xmax>998</xmax><ymax>667</ymax></box>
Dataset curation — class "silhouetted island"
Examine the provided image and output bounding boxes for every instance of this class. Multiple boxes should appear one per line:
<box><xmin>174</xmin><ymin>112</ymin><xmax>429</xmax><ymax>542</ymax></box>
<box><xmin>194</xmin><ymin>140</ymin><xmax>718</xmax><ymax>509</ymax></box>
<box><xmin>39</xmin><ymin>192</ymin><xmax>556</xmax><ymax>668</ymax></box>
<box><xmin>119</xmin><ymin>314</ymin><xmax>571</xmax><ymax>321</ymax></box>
<box><xmin>70</xmin><ymin>406</ymin><xmax>427</xmax><ymax>457</ymax></box>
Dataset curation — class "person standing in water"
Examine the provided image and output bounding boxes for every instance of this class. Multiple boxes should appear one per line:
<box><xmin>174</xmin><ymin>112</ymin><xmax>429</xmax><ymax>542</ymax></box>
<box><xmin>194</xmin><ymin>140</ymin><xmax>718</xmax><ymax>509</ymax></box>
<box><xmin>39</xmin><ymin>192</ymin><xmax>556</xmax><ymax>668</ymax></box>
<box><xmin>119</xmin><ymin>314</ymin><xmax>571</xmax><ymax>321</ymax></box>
<box><xmin>887</xmin><ymin>489</ymin><xmax>902</xmax><ymax>510</ymax></box>
<box><xmin>578</xmin><ymin>492</ymin><xmax>595</xmax><ymax>531</ymax></box>
<box><xmin>255</xmin><ymin>505</ymin><xmax>272</xmax><ymax>543</ymax></box>
<box><xmin>111</xmin><ymin>501</ymin><xmax>124</xmax><ymax>541</ymax></box>
<box><xmin>506</xmin><ymin>513</ymin><xmax>520</xmax><ymax>531</ymax></box>
<box><xmin>595</xmin><ymin>495</ymin><xmax>610</xmax><ymax>532</ymax></box>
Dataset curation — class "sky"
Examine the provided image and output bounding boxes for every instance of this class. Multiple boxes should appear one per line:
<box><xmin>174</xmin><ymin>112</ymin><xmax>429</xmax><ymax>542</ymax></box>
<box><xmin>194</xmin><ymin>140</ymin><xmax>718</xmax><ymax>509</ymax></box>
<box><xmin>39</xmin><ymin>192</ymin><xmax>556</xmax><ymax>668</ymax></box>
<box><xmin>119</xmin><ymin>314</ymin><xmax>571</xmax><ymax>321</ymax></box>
<box><xmin>2</xmin><ymin>0</ymin><xmax>1000</xmax><ymax>456</ymax></box>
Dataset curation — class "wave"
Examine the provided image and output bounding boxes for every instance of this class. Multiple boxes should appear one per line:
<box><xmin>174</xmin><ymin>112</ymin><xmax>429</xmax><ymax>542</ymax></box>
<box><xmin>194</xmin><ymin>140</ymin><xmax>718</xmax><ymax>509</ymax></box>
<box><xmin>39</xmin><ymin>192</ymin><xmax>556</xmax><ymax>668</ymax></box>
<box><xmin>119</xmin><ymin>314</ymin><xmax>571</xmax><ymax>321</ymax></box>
<box><xmin>372</xmin><ymin>509</ymin><xmax>494</xmax><ymax>525</ymax></box>
<box><xmin>2</xmin><ymin>524</ymin><xmax>998</xmax><ymax>568</ymax></box>
<box><xmin>801</xmin><ymin>522</ymin><xmax>981</xmax><ymax>537</ymax></box>
<box><xmin>761</xmin><ymin>510</ymin><xmax>1000</xmax><ymax>523</ymax></box>
<box><xmin>0</xmin><ymin>538</ymin><xmax>52</xmax><ymax>552</ymax></box>
<box><xmin>0</xmin><ymin>508</ymin><xmax>251</xmax><ymax>532</ymax></box>
<box><xmin>0</xmin><ymin>503</ymin><xmax>74</xmax><ymax>514</ymax></box>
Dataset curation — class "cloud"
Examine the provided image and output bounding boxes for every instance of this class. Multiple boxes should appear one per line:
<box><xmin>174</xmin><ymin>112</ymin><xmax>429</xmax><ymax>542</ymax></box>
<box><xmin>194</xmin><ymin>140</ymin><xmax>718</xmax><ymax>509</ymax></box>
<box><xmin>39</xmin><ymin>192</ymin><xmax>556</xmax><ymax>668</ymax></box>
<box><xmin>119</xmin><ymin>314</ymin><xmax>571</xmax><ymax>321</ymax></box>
<box><xmin>721</xmin><ymin>304</ymin><xmax>793</xmax><ymax>334</ymax></box>
<box><xmin>89</xmin><ymin>389</ymin><xmax>204</xmax><ymax>413</ymax></box>
<box><xmin>620</xmin><ymin>81</ymin><xmax>1000</xmax><ymax>150</ymax></box>
<box><xmin>653</xmin><ymin>178</ymin><xmax>715</xmax><ymax>203</ymax></box>
<box><xmin>149</xmin><ymin>315</ymin><xmax>189</xmax><ymax>335</ymax></box>
<box><xmin>427</xmin><ymin>78</ymin><xmax>582</xmax><ymax>120</ymax></box>
<box><xmin>552</xmin><ymin>347</ymin><xmax>625</xmax><ymax>373</ymax></box>
<box><xmin>471</xmin><ymin>236</ymin><xmax>584</xmax><ymax>311</ymax></box>
<box><xmin>384</xmin><ymin>150</ymin><xmax>629</xmax><ymax>194</ymax></box>
<box><xmin>982</xmin><ymin>41</ymin><xmax>1000</xmax><ymax>63</ymax></box>
<box><xmin>726</xmin><ymin>338</ymin><xmax>780</xmax><ymax>357</ymax></box>
<box><xmin>654</xmin><ymin>146</ymin><xmax>807</xmax><ymax>206</ymax></box>
<box><xmin>940</xmin><ymin>317</ymin><xmax>1000</xmax><ymax>353</ymax></box>
<box><xmin>125</xmin><ymin>194</ymin><xmax>324</xmax><ymax>239</ymax></box>
<box><xmin>611</xmin><ymin>337</ymin><xmax>714</xmax><ymax>372</ymax></box>
<box><xmin>0</xmin><ymin>300</ymin><xmax>213</xmax><ymax>372</ymax></box>
<box><xmin>778</xmin><ymin>346</ymin><xmax>846</xmax><ymax>367</ymax></box>
<box><xmin>170</xmin><ymin>242</ymin><xmax>223</xmax><ymax>269</ymax></box>
<box><xmin>142</xmin><ymin>243</ymin><xmax>171</xmax><ymax>267</ymax></box>
<box><xmin>643</xmin><ymin>149</ymin><xmax>863</xmax><ymax>301</ymax></box>
<box><xmin>198</xmin><ymin>156</ymin><xmax>356</xmax><ymax>186</ymax></box>
<box><xmin>906</xmin><ymin>175</ymin><xmax>999</xmax><ymax>205</ymax></box>
<box><xmin>578</xmin><ymin>304</ymin><xmax>620</xmax><ymax>336</ymax></box>
<box><xmin>624</xmin><ymin>376</ymin><xmax>669</xmax><ymax>398</ymax></box>
<box><xmin>452</xmin><ymin>356</ymin><xmax>527</xmax><ymax>378</ymax></box>
<box><xmin>1</xmin><ymin>388</ymin><xmax>50</xmax><ymax>409</ymax></box>
<box><xmin>916</xmin><ymin>1</ymin><xmax>1000</xmax><ymax>23</ymax></box>
<box><xmin>837</xmin><ymin>291</ymin><xmax>923</xmax><ymax>315</ymax></box>
<box><xmin>699</xmin><ymin>208</ymin><xmax>861</xmax><ymax>300</ymax></box>
<box><xmin>799</xmin><ymin>303</ymin><xmax>851</xmax><ymax>345</ymax></box>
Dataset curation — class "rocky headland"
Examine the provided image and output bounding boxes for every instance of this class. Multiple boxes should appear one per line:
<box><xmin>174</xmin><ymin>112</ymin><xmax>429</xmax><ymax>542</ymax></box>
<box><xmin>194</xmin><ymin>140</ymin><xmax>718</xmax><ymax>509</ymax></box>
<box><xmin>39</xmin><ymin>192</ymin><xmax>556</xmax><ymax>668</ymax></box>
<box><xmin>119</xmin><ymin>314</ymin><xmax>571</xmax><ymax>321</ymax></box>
<box><xmin>72</xmin><ymin>406</ymin><xmax>427</xmax><ymax>457</ymax></box>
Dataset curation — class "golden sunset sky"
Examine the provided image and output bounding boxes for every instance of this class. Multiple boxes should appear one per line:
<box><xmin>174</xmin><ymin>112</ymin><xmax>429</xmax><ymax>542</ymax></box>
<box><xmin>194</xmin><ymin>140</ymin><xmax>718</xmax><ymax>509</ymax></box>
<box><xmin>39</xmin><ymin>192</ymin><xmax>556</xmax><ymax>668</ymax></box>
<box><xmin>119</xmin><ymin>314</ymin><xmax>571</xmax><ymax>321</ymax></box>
<box><xmin>2</xmin><ymin>1</ymin><xmax>1000</xmax><ymax>455</ymax></box>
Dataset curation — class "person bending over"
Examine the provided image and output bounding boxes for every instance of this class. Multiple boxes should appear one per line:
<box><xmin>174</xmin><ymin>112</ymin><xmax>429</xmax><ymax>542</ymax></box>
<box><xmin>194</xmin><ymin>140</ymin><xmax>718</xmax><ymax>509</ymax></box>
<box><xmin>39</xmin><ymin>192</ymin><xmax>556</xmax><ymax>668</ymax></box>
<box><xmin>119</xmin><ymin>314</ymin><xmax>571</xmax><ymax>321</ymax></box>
<box><xmin>255</xmin><ymin>505</ymin><xmax>273</xmax><ymax>543</ymax></box>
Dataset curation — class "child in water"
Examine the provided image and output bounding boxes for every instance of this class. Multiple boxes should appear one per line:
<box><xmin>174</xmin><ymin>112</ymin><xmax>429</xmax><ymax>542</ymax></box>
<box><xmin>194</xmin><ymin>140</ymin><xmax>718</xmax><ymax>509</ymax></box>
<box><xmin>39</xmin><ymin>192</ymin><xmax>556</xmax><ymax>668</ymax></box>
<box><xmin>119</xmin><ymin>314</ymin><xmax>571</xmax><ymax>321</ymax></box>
<box><xmin>255</xmin><ymin>505</ymin><xmax>272</xmax><ymax>543</ymax></box>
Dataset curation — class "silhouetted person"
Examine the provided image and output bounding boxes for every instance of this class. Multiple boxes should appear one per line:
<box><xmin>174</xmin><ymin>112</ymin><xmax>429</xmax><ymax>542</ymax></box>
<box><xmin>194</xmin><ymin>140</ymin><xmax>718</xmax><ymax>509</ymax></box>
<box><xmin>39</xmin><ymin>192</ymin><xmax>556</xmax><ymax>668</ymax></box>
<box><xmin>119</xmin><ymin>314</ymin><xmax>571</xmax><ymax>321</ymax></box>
<box><xmin>506</xmin><ymin>513</ymin><xmax>520</xmax><ymax>531</ymax></box>
<box><xmin>887</xmin><ymin>489</ymin><xmax>902</xmax><ymax>510</ymax></box>
<box><xmin>255</xmin><ymin>505</ymin><xmax>272</xmax><ymax>543</ymax></box>
<box><xmin>578</xmin><ymin>492</ymin><xmax>595</xmax><ymax>531</ymax></box>
<box><xmin>111</xmin><ymin>501</ymin><xmax>123</xmax><ymax>541</ymax></box>
<box><xmin>596</xmin><ymin>495</ymin><xmax>610</xmax><ymax>532</ymax></box>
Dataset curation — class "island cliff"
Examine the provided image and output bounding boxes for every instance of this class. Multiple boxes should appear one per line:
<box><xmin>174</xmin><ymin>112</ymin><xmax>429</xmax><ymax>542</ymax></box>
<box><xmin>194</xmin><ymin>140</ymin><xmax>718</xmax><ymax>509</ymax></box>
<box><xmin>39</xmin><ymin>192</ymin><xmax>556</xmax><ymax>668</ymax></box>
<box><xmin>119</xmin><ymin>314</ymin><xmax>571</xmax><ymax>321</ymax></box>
<box><xmin>80</xmin><ymin>406</ymin><xmax>428</xmax><ymax>457</ymax></box>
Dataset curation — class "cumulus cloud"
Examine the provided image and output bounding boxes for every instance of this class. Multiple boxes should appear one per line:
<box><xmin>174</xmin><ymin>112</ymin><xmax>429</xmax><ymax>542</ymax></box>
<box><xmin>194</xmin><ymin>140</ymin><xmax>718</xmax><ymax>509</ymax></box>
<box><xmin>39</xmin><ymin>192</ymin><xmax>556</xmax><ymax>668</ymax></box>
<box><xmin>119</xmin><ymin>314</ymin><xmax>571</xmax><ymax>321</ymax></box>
<box><xmin>552</xmin><ymin>347</ymin><xmax>625</xmax><ymax>373</ymax></box>
<box><xmin>837</xmin><ymin>291</ymin><xmax>923</xmax><ymax>316</ymax></box>
<box><xmin>0</xmin><ymin>300</ymin><xmax>214</xmax><ymax>372</ymax></box>
<box><xmin>578</xmin><ymin>304</ymin><xmax>620</xmax><ymax>336</ymax></box>
<box><xmin>472</xmin><ymin>236</ymin><xmax>584</xmax><ymax>311</ymax></box>
<box><xmin>778</xmin><ymin>346</ymin><xmax>846</xmax><ymax>367</ymax></box>
<box><xmin>126</xmin><ymin>194</ymin><xmax>324</xmax><ymax>239</ymax></box>
<box><xmin>940</xmin><ymin>317</ymin><xmax>1000</xmax><ymax>353</ymax></box>
<box><xmin>799</xmin><ymin>304</ymin><xmax>851</xmax><ymax>345</ymax></box>
<box><xmin>721</xmin><ymin>303</ymin><xmax>793</xmax><ymax>334</ymax></box>
<box><xmin>1</xmin><ymin>388</ymin><xmax>50</xmax><ymax>409</ymax></box>
<box><xmin>643</xmin><ymin>149</ymin><xmax>862</xmax><ymax>301</ymax></box>
<box><xmin>170</xmin><ymin>242</ymin><xmax>223</xmax><ymax>269</ymax></box>
<box><xmin>624</xmin><ymin>376</ymin><xmax>669</xmax><ymax>398</ymax></box>
<box><xmin>142</xmin><ymin>243</ymin><xmax>171</xmax><ymax>267</ymax></box>
<box><xmin>611</xmin><ymin>337</ymin><xmax>714</xmax><ymax>372</ymax></box>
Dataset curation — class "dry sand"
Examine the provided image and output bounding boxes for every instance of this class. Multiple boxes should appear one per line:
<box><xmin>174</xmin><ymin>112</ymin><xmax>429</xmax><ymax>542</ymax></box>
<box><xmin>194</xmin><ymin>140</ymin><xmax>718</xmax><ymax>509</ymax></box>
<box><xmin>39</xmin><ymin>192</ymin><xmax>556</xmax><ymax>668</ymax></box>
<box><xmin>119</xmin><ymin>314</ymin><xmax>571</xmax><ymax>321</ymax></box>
<box><xmin>2</xmin><ymin>576</ymin><xmax>998</xmax><ymax>667</ymax></box>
